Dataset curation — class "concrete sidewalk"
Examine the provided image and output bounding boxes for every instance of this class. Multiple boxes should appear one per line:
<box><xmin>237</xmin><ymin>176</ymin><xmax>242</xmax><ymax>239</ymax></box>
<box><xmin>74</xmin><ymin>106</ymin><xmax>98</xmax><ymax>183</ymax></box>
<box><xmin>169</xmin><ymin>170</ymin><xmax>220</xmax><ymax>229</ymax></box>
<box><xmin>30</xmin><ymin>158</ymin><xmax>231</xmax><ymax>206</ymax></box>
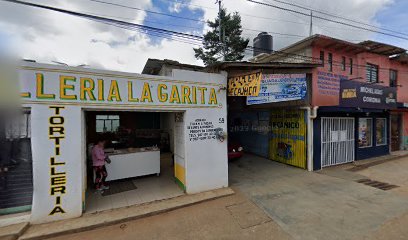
<box><xmin>2</xmin><ymin>188</ymin><xmax>234</xmax><ymax>240</ymax></box>
<box><xmin>230</xmin><ymin>154</ymin><xmax>408</xmax><ymax>240</ymax></box>
<box><xmin>43</xmin><ymin>189</ymin><xmax>293</xmax><ymax>240</ymax></box>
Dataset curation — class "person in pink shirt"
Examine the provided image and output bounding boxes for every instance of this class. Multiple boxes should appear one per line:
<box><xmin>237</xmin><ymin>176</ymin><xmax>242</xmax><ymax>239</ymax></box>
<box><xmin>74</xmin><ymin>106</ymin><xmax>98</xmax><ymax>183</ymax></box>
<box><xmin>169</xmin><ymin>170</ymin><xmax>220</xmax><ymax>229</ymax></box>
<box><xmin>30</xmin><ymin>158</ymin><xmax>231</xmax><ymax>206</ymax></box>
<box><xmin>92</xmin><ymin>139</ymin><xmax>109</xmax><ymax>191</ymax></box>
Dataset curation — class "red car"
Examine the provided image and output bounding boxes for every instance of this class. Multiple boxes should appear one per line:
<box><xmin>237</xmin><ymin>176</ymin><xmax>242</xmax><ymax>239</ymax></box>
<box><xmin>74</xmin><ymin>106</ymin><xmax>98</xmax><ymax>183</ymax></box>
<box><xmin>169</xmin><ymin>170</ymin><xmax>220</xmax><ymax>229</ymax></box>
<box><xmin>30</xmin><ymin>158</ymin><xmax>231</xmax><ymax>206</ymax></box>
<box><xmin>228</xmin><ymin>142</ymin><xmax>244</xmax><ymax>160</ymax></box>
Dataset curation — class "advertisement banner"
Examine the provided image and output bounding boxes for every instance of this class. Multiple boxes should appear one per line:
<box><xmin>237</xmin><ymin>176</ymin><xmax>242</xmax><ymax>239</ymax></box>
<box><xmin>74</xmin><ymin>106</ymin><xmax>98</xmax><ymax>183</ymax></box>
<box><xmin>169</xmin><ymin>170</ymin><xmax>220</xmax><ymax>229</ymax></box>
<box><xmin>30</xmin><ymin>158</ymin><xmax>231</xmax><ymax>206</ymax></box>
<box><xmin>269</xmin><ymin>109</ymin><xmax>307</xmax><ymax>169</ymax></box>
<box><xmin>227</xmin><ymin>71</ymin><xmax>262</xmax><ymax>96</ymax></box>
<box><xmin>247</xmin><ymin>74</ymin><xmax>307</xmax><ymax>105</ymax></box>
<box><xmin>340</xmin><ymin>80</ymin><xmax>397</xmax><ymax>109</ymax></box>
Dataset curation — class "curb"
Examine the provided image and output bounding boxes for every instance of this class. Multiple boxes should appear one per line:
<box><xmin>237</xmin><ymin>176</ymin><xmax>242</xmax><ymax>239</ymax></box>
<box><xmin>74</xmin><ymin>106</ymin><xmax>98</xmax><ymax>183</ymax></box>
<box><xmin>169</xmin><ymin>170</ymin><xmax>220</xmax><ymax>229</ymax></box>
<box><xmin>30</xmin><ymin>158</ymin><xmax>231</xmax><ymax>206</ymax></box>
<box><xmin>0</xmin><ymin>222</ymin><xmax>29</xmax><ymax>240</ymax></box>
<box><xmin>348</xmin><ymin>153</ymin><xmax>408</xmax><ymax>172</ymax></box>
<box><xmin>18</xmin><ymin>187</ymin><xmax>234</xmax><ymax>240</ymax></box>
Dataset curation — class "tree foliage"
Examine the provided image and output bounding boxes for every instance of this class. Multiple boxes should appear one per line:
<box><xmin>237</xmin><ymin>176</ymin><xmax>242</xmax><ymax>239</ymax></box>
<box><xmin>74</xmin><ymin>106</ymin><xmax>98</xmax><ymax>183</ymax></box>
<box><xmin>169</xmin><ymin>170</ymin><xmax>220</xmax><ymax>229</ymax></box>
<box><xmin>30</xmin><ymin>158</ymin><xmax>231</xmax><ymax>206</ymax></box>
<box><xmin>194</xmin><ymin>8</ymin><xmax>249</xmax><ymax>66</ymax></box>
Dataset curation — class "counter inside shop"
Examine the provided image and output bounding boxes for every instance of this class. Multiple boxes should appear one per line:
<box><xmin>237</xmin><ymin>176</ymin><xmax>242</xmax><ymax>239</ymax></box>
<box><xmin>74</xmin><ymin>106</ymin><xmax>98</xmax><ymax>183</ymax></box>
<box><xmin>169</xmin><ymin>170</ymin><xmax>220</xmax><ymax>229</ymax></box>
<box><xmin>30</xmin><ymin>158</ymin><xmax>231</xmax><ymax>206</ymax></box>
<box><xmin>105</xmin><ymin>147</ymin><xmax>160</xmax><ymax>181</ymax></box>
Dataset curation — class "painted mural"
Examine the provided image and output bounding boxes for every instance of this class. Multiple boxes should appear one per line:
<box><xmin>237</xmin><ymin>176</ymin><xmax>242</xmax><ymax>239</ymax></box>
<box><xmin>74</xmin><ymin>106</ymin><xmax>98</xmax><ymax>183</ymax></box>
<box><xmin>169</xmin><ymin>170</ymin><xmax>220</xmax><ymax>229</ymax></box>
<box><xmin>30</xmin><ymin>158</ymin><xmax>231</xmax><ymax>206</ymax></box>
<box><xmin>269</xmin><ymin>109</ymin><xmax>307</xmax><ymax>169</ymax></box>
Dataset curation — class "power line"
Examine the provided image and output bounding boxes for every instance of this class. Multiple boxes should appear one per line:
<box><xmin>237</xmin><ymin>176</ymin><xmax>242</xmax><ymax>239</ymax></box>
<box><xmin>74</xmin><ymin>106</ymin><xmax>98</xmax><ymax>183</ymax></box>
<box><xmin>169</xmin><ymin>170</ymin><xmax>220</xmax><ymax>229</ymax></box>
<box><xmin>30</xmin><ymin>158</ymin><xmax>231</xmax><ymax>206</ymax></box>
<box><xmin>97</xmin><ymin>20</ymin><xmax>204</xmax><ymax>46</ymax></box>
<box><xmin>263</xmin><ymin>0</ymin><xmax>408</xmax><ymax>37</ymax></box>
<box><xmin>164</xmin><ymin>0</ymin><xmax>308</xmax><ymax>26</ymax></box>
<box><xmin>89</xmin><ymin>0</ymin><xmax>207</xmax><ymax>23</ymax></box>
<box><xmin>164</xmin><ymin>0</ymin><xmax>217</xmax><ymax>10</ymax></box>
<box><xmin>4</xmin><ymin>0</ymin><xmax>408</xmax><ymax>76</ymax></box>
<box><xmin>81</xmin><ymin>11</ymin><xmax>203</xmax><ymax>31</ymax></box>
<box><xmin>246</xmin><ymin>0</ymin><xmax>408</xmax><ymax>41</ymax></box>
<box><xmin>88</xmin><ymin>0</ymin><xmax>306</xmax><ymax>40</ymax></box>
<box><xmin>163</xmin><ymin>0</ymin><xmax>386</xmax><ymax>43</ymax></box>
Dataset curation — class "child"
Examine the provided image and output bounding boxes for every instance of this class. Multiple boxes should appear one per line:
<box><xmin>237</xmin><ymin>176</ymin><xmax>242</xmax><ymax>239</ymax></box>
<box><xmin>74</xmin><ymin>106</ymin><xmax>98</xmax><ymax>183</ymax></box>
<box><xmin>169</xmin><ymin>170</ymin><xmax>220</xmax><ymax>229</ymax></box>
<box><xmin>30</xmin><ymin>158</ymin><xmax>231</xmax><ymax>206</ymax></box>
<box><xmin>92</xmin><ymin>139</ymin><xmax>109</xmax><ymax>191</ymax></box>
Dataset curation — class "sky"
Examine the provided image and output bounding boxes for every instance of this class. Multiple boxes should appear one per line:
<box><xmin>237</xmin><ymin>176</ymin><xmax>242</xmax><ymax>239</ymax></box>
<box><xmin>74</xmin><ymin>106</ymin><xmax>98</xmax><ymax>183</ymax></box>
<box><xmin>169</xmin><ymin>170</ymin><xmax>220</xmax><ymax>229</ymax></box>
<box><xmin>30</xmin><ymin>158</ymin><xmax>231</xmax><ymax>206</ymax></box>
<box><xmin>0</xmin><ymin>0</ymin><xmax>406</xmax><ymax>73</ymax></box>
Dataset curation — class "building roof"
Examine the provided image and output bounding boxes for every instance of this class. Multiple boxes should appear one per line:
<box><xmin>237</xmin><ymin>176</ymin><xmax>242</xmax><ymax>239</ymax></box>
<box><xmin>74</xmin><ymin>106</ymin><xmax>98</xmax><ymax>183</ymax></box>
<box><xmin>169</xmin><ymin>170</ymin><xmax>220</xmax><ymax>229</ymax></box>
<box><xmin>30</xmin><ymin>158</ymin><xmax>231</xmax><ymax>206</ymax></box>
<box><xmin>142</xmin><ymin>58</ymin><xmax>204</xmax><ymax>75</ymax></box>
<box><xmin>251</xmin><ymin>34</ymin><xmax>406</xmax><ymax>63</ymax></box>
<box><xmin>252</xmin><ymin>34</ymin><xmax>368</xmax><ymax>63</ymax></box>
<box><xmin>206</xmin><ymin>61</ymin><xmax>320</xmax><ymax>72</ymax></box>
<box><xmin>359</xmin><ymin>40</ymin><xmax>406</xmax><ymax>56</ymax></box>
<box><xmin>390</xmin><ymin>52</ymin><xmax>408</xmax><ymax>64</ymax></box>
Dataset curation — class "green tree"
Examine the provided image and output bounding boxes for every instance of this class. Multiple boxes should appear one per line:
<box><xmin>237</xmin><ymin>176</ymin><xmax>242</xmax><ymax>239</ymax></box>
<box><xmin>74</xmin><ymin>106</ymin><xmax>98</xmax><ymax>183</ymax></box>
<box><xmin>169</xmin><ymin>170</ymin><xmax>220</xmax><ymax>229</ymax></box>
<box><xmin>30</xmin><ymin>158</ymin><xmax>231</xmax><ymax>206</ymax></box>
<box><xmin>194</xmin><ymin>8</ymin><xmax>249</xmax><ymax>66</ymax></box>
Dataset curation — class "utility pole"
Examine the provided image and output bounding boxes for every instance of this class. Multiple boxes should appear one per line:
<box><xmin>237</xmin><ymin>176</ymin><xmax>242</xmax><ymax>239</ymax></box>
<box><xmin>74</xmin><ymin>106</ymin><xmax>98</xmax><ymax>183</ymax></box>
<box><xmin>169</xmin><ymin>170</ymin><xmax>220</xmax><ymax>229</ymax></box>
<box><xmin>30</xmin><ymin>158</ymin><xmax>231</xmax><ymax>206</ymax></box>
<box><xmin>216</xmin><ymin>0</ymin><xmax>222</xmax><ymax>43</ymax></box>
<box><xmin>216</xmin><ymin>0</ymin><xmax>225</xmax><ymax>60</ymax></box>
<box><xmin>309</xmin><ymin>10</ymin><xmax>313</xmax><ymax>37</ymax></box>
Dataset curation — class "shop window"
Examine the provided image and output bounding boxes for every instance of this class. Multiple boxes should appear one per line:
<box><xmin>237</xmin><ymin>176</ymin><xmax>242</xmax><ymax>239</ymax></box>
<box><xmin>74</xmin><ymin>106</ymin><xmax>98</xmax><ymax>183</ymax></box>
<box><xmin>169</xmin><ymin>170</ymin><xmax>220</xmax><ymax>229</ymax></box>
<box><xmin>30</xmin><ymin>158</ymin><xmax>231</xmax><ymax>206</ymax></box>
<box><xmin>320</xmin><ymin>51</ymin><xmax>325</xmax><ymax>66</ymax></box>
<box><xmin>366</xmin><ymin>63</ymin><xmax>378</xmax><ymax>83</ymax></box>
<box><xmin>1</xmin><ymin>110</ymin><xmax>33</xmax><ymax>212</ymax></box>
<box><xmin>328</xmin><ymin>53</ymin><xmax>333</xmax><ymax>72</ymax></box>
<box><xmin>376</xmin><ymin>118</ymin><xmax>387</xmax><ymax>146</ymax></box>
<box><xmin>358</xmin><ymin>118</ymin><xmax>373</xmax><ymax>148</ymax></box>
<box><xmin>390</xmin><ymin>69</ymin><xmax>398</xmax><ymax>87</ymax></box>
<box><xmin>96</xmin><ymin>115</ymin><xmax>120</xmax><ymax>133</ymax></box>
<box><xmin>349</xmin><ymin>58</ymin><xmax>353</xmax><ymax>75</ymax></box>
<box><xmin>5</xmin><ymin>111</ymin><xmax>31</xmax><ymax>139</ymax></box>
<box><xmin>341</xmin><ymin>56</ymin><xmax>346</xmax><ymax>71</ymax></box>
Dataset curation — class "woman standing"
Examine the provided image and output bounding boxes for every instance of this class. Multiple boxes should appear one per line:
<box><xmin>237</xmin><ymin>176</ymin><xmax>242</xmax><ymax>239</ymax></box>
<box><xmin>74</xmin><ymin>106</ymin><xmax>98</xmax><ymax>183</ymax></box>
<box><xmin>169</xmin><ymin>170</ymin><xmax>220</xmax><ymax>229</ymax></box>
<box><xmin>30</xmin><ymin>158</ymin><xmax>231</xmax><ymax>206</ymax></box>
<box><xmin>92</xmin><ymin>139</ymin><xmax>110</xmax><ymax>191</ymax></box>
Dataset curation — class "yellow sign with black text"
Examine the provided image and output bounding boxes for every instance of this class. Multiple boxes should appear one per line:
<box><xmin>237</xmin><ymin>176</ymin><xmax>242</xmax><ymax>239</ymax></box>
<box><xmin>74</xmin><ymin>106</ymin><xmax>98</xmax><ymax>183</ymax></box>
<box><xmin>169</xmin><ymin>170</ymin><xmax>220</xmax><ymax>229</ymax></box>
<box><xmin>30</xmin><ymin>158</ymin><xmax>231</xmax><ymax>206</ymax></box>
<box><xmin>269</xmin><ymin>109</ymin><xmax>307</xmax><ymax>169</ymax></box>
<box><xmin>227</xmin><ymin>72</ymin><xmax>262</xmax><ymax>96</ymax></box>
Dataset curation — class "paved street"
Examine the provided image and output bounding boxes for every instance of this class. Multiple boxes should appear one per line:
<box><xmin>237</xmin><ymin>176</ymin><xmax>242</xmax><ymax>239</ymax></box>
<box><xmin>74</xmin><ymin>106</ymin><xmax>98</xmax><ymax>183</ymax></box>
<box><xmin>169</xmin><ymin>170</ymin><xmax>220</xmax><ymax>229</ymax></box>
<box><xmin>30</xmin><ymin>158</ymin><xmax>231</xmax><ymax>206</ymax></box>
<box><xmin>43</xmin><ymin>153</ymin><xmax>408</xmax><ymax>240</ymax></box>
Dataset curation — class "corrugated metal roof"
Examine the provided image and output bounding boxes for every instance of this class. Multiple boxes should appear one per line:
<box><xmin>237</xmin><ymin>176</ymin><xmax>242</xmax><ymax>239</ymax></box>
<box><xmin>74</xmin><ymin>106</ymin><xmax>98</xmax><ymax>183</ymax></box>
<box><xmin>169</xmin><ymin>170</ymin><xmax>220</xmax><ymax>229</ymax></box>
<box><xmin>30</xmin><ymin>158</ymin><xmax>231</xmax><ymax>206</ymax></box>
<box><xmin>359</xmin><ymin>40</ymin><xmax>406</xmax><ymax>56</ymax></box>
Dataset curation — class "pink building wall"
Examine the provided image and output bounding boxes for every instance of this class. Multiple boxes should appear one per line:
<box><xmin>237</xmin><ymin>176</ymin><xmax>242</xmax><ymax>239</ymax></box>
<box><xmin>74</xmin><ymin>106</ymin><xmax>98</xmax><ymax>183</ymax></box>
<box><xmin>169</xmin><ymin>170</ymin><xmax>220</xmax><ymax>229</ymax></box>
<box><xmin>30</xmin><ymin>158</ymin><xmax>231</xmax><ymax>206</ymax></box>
<box><xmin>310</xmin><ymin>44</ymin><xmax>408</xmax><ymax>107</ymax></box>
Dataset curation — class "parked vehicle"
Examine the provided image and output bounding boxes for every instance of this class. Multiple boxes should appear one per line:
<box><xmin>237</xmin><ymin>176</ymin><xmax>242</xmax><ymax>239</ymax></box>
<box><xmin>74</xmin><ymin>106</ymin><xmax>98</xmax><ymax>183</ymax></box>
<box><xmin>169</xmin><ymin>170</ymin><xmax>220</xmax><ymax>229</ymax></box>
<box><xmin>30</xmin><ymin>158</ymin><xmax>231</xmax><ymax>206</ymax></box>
<box><xmin>228</xmin><ymin>141</ymin><xmax>244</xmax><ymax>160</ymax></box>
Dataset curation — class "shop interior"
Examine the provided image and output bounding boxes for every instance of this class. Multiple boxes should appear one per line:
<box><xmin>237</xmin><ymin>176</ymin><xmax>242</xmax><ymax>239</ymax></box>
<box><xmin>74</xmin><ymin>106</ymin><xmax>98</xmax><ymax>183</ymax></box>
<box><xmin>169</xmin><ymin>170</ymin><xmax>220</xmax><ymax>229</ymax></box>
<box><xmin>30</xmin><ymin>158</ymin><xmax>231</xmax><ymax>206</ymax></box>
<box><xmin>84</xmin><ymin>110</ymin><xmax>184</xmax><ymax>213</ymax></box>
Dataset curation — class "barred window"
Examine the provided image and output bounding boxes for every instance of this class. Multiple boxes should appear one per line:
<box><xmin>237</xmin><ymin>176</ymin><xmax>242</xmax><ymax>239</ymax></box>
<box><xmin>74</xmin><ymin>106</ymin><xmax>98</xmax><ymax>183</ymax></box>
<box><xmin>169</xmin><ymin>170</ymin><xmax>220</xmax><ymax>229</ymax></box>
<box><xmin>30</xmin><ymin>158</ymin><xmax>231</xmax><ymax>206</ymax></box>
<box><xmin>5</xmin><ymin>111</ymin><xmax>31</xmax><ymax>139</ymax></box>
<box><xmin>366</xmin><ymin>63</ymin><xmax>378</xmax><ymax>83</ymax></box>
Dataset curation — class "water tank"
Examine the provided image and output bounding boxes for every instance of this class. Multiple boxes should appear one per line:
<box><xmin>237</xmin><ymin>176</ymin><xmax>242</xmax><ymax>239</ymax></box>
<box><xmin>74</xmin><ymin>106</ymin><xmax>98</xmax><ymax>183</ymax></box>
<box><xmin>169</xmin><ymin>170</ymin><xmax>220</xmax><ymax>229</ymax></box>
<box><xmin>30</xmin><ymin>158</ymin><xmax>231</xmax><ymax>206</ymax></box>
<box><xmin>253</xmin><ymin>32</ymin><xmax>273</xmax><ymax>57</ymax></box>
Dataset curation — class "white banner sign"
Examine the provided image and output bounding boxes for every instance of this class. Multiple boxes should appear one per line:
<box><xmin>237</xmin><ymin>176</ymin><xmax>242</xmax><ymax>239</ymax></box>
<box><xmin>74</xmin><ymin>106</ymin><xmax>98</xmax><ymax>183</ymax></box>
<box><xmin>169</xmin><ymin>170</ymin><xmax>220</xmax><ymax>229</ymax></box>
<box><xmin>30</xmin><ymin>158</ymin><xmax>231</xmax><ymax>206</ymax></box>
<box><xmin>247</xmin><ymin>74</ymin><xmax>307</xmax><ymax>105</ymax></box>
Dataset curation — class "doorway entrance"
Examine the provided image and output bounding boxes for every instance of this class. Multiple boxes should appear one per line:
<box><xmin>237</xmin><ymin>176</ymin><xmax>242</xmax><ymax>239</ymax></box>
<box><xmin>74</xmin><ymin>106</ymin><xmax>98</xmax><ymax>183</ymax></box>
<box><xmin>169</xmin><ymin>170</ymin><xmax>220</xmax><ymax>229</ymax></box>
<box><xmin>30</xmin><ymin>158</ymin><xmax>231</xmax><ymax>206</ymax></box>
<box><xmin>321</xmin><ymin>117</ymin><xmax>355</xmax><ymax>167</ymax></box>
<box><xmin>391</xmin><ymin>114</ymin><xmax>401</xmax><ymax>152</ymax></box>
<box><xmin>83</xmin><ymin>110</ymin><xmax>185</xmax><ymax>213</ymax></box>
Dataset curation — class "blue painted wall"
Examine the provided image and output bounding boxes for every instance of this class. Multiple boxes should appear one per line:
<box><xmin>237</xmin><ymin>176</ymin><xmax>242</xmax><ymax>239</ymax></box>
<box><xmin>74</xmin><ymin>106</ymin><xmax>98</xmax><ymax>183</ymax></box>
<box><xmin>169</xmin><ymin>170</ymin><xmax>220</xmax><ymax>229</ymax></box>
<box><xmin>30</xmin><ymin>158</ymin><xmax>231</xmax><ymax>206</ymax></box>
<box><xmin>313</xmin><ymin>108</ymin><xmax>390</xmax><ymax>170</ymax></box>
<box><xmin>229</xmin><ymin>111</ymin><xmax>270</xmax><ymax>158</ymax></box>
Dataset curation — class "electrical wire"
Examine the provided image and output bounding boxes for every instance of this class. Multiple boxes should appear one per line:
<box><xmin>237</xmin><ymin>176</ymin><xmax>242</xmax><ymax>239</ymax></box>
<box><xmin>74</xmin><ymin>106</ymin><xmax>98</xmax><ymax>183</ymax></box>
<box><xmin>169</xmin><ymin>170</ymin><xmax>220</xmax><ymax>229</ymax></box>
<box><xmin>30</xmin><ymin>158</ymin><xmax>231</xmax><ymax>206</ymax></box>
<box><xmin>263</xmin><ymin>0</ymin><xmax>408</xmax><ymax>37</ymax></box>
<box><xmin>163</xmin><ymin>0</ymin><xmax>308</xmax><ymax>26</ymax></box>
<box><xmin>3</xmin><ymin>0</ymin><xmax>408</xmax><ymax>75</ymax></box>
<box><xmin>164</xmin><ymin>0</ymin><xmax>408</xmax><ymax>40</ymax></box>
<box><xmin>89</xmin><ymin>0</ymin><xmax>207</xmax><ymax>23</ymax></box>
<box><xmin>246</xmin><ymin>0</ymin><xmax>408</xmax><ymax>41</ymax></box>
<box><xmin>87</xmin><ymin>0</ymin><xmax>309</xmax><ymax>38</ymax></box>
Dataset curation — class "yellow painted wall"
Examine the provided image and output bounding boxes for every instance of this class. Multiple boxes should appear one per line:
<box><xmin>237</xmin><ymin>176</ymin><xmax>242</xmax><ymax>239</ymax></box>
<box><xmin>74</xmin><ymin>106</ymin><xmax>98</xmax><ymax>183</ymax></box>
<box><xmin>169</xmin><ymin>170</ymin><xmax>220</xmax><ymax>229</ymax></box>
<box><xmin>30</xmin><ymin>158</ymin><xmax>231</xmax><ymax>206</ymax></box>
<box><xmin>269</xmin><ymin>109</ymin><xmax>307</xmax><ymax>169</ymax></box>
<box><xmin>174</xmin><ymin>163</ymin><xmax>186</xmax><ymax>190</ymax></box>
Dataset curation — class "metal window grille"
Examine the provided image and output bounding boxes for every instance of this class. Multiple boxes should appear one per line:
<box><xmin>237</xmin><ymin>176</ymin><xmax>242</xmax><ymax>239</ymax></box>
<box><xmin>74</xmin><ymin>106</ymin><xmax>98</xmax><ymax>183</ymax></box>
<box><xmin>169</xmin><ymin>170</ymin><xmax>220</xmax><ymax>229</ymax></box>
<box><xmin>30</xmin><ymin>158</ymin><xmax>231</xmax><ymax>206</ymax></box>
<box><xmin>366</xmin><ymin>63</ymin><xmax>378</xmax><ymax>83</ymax></box>
<box><xmin>321</xmin><ymin>117</ymin><xmax>355</xmax><ymax>167</ymax></box>
<box><xmin>5</xmin><ymin>111</ymin><xmax>31</xmax><ymax>140</ymax></box>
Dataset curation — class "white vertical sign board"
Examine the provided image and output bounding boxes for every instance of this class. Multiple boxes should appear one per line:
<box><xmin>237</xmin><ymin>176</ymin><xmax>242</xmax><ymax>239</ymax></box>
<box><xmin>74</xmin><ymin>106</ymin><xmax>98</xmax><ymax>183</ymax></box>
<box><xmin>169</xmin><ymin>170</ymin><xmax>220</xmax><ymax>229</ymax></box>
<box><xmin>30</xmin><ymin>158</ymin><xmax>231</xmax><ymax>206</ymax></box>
<box><xmin>173</xmin><ymin>70</ymin><xmax>229</xmax><ymax>194</ymax></box>
<box><xmin>30</xmin><ymin>105</ymin><xmax>83</xmax><ymax>223</ymax></box>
